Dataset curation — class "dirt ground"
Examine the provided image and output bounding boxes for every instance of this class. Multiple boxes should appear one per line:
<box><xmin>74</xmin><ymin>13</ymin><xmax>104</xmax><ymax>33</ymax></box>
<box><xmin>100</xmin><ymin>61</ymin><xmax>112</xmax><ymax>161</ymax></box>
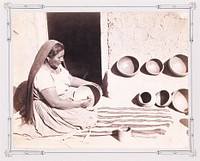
<box><xmin>13</xmin><ymin>96</ymin><xmax>189</xmax><ymax>150</ymax></box>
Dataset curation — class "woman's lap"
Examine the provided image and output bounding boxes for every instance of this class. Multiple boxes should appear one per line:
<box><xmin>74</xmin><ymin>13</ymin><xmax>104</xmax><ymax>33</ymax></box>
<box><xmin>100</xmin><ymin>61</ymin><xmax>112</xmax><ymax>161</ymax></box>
<box><xmin>33</xmin><ymin>100</ymin><xmax>97</xmax><ymax>136</ymax></box>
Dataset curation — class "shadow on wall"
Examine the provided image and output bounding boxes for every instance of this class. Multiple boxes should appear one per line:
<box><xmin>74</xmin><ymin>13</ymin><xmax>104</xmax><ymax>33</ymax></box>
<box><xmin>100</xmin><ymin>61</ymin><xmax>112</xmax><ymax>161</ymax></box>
<box><xmin>111</xmin><ymin>54</ymin><xmax>188</xmax><ymax>78</ymax></box>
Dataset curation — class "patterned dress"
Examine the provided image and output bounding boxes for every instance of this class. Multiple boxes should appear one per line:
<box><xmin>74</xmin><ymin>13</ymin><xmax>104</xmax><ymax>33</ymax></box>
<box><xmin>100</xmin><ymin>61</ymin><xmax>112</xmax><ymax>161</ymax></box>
<box><xmin>32</xmin><ymin>64</ymin><xmax>97</xmax><ymax>136</ymax></box>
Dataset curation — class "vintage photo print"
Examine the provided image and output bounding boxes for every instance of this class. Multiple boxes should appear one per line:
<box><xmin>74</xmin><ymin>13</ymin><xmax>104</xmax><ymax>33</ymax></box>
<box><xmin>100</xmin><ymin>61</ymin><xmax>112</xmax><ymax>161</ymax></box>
<box><xmin>2</xmin><ymin>2</ymin><xmax>198</xmax><ymax>159</ymax></box>
<box><xmin>12</xmin><ymin>10</ymin><xmax>190</xmax><ymax>150</ymax></box>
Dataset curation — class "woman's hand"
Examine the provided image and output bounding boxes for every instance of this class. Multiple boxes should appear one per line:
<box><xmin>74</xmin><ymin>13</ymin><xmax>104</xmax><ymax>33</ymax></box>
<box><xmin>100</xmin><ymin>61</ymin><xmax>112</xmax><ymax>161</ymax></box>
<box><xmin>79</xmin><ymin>98</ymin><xmax>92</xmax><ymax>108</ymax></box>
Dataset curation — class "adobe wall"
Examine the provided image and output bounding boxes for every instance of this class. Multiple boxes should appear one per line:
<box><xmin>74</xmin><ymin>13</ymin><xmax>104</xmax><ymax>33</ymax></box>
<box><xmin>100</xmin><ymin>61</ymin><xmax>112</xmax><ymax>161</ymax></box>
<box><xmin>12</xmin><ymin>12</ymin><xmax>48</xmax><ymax>87</ymax></box>
<box><xmin>105</xmin><ymin>12</ymin><xmax>189</xmax><ymax>101</ymax></box>
<box><xmin>12</xmin><ymin>12</ymin><xmax>189</xmax><ymax>103</ymax></box>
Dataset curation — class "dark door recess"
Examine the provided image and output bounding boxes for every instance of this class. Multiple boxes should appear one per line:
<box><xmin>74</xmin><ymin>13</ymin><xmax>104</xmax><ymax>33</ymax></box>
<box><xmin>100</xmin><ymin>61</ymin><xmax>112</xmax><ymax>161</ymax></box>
<box><xmin>47</xmin><ymin>12</ymin><xmax>102</xmax><ymax>85</ymax></box>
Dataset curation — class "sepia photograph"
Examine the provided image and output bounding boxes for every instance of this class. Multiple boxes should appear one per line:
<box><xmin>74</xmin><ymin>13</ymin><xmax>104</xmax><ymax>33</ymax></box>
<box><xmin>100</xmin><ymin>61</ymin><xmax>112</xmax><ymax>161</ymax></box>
<box><xmin>12</xmin><ymin>10</ymin><xmax>190</xmax><ymax>150</ymax></box>
<box><xmin>1</xmin><ymin>0</ymin><xmax>200</xmax><ymax>161</ymax></box>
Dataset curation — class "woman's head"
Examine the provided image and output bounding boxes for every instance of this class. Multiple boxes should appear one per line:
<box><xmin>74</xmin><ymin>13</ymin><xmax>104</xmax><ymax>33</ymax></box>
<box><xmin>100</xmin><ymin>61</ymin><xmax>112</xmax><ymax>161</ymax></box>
<box><xmin>47</xmin><ymin>43</ymin><xmax>65</xmax><ymax>69</ymax></box>
<box><xmin>48</xmin><ymin>43</ymin><xmax>64</xmax><ymax>58</ymax></box>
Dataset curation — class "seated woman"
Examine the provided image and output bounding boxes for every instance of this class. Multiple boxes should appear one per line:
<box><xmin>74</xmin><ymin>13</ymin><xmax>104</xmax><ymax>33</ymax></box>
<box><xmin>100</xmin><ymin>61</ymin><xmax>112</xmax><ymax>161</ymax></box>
<box><xmin>21</xmin><ymin>40</ymin><xmax>99</xmax><ymax>136</ymax></box>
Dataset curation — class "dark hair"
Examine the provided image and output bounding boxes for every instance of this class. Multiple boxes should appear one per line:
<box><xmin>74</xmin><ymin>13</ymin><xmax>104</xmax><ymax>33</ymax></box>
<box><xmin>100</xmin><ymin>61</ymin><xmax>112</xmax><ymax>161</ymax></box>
<box><xmin>48</xmin><ymin>43</ymin><xmax>64</xmax><ymax>58</ymax></box>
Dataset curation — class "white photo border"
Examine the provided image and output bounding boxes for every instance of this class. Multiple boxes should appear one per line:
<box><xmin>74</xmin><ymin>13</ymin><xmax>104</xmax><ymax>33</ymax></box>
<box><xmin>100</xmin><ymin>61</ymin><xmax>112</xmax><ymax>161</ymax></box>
<box><xmin>3</xmin><ymin>1</ymin><xmax>197</xmax><ymax>158</ymax></box>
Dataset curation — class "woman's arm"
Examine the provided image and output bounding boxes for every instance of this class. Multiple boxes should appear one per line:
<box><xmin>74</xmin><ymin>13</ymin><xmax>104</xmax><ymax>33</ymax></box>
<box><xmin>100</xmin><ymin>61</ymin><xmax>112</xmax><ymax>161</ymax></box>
<box><xmin>40</xmin><ymin>87</ymin><xmax>91</xmax><ymax>110</ymax></box>
<box><xmin>68</xmin><ymin>73</ymin><xmax>91</xmax><ymax>87</ymax></box>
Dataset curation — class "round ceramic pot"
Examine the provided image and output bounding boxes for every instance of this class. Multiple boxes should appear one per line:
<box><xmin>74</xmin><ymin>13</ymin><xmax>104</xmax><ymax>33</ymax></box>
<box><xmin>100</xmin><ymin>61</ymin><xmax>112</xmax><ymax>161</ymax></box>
<box><xmin>145</xmin><ymin>58</ymin><xmax>164</xmax><ymax>75</ymax></box>
<box><xmin>168</xmin><ymin>54</ymin><xmax>188</xmax><ymax>77</ymax></box>
<box><xmin>73</xmin><ymin>83</ymin><xmax>102</xmax><ymax>108</ymax></box>
<box><xmin>117</xmin><ymin>126</ymin><xmax>132</xmax><ymax>142</ymax></box>
<box><xmin>171</xmin><ymin>88</ymin><xmax>188</xmax><ymax>114</ymax></box>
<box><xmin>13</xmin><ymin>81</ymin><xmax>28</xmax><ymax>112</ymax></box>
<box><xmin>137</xmin><ymin>92</ymin><xmax>155</xmax><ymax>107</ymax></box>
<box><xmin>116</xmin><ymin>56</ymin><xmax>139</xmax><ymax>77</ymax></box>
<box><xmin>155</xmin><ymin>90</ymin><xmax>172</xmax><ymax>107</ymax></box>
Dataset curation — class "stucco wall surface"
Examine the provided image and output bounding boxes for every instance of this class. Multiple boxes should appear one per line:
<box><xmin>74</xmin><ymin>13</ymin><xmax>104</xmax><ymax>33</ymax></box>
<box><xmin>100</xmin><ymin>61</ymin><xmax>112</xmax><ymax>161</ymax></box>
<box><xmin>12</xmin><ymin>12</ymin><xmax>48</xmax><ymax>87</ymax></box>
<box><xmin>106</xmin><ymin>12</ymin><xmax>189</xmax><ymax>100</ymax></box>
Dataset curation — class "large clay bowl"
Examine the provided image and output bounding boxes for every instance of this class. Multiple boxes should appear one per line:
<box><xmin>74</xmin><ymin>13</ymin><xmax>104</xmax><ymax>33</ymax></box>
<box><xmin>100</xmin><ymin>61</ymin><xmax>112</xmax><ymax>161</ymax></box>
<box><xmin>117</xmin><ymin>56</ymin><xmax>139</xmax><ymax>77</ymax></box>
<box><xmin>145</xmin><ymin>58</ymin><xmax>164</xmax><ymax>75</ymax></box>
<box><xmin>73</xmin><ymin>83</ymin><xmax>102</xmax><ymax>108</ymax></box>
<box><xmin>155</xmin><ymin>90</ymin><xmax>172</xmax><ymax>107</ymax></box>
<box><xmin>168</xmin><ymin>54</ymin><xmax>188</xmax><ymax>77</ymax></box>
<box><xmin>137</xmin><ymin>92</ymin><xmax>155</xmax><ymax>107</ymax></box>
<box><xmin>172</xmin><ymin>89</ymin><xmax>188</xmax><ymax>113</ymax></box>
<box><xmin>13</xmin><ymin>81</ymin><xmax>28</xmax><ymax>112</ymax></box>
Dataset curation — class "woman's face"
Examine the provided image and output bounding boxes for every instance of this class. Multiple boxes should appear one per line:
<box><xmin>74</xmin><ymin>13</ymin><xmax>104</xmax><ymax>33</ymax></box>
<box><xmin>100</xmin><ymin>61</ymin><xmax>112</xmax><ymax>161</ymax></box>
<box><xmin>48</xmin><ymin>50</ymin><xmax>64</xmax><ymax>69</ymax></box>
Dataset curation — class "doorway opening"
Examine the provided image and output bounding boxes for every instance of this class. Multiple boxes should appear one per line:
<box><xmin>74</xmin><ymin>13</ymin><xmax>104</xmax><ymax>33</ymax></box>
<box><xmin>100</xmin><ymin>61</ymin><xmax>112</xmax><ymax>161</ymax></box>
<box><xmin>47</xmin><ymin>12</ymin><xmax>102</xmax><ymax>85</ymax></box>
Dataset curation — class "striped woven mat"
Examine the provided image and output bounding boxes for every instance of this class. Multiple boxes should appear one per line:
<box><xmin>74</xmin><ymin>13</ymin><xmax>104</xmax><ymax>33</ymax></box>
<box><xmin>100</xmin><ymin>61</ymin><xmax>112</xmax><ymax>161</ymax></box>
<box><xmin>76</xmin><ymin>106</ymin><xmax>173</xmax><ymax>138</ymax></box>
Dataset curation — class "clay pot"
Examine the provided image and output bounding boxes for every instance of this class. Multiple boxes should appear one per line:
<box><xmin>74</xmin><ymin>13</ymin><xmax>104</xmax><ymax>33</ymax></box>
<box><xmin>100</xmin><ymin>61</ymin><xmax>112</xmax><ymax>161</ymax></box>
<box><xmin>13</xmin><ymin>81</ymin><xmax>28</xmax><ymax>112</ymax></box>
<box><xmin>145</xmin><ymin>58</ymin><xmax>164</xmax><ymax>75</ymax></box>
<box><xmin>171</xmin><ymin>89</ymin><xmax>188</xmax><ymax>113</ymax></box>
<box><xmin>137</xmin><ymin>92</ymin><xmax>155</xmax><ymax>107</ymax></box>
<box><xmin>168</xmin><ymin>54</ymin><xmax>188</xmax><ymax>77</ymax></box>
<box><xmin>117</xmin><ymin>126</ymin><xmax>132</xmax><ymax>142</ymax></box>
<box><xmin>73</xmin><ymin>83</ymin><xmax>102</xmax><ymax>108</ymax></box>
<box><xmin>155</xmin><ymin>90</ymin><xmax>172</xmax><ymax>107</ymax></box>
<box><xmin>117</xmin><ymin>56</ymin><xmax>139</xmax><ymax>77</ymax></box>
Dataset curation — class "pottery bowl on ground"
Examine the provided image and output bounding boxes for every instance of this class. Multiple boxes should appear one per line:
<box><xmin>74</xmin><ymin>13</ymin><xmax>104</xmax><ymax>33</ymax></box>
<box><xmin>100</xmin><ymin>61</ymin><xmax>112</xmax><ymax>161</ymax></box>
<box><xmin>168</xmin><ymin>54</ymin><xmax>188</xmax><ymax>77</ymax></box>
<box><xmin>117</xmin><ymin>56</ymin><xmax>139</xmax><ymax>77</ymax></box>
<box><xmin>145</xmin><ymin>58</ymin><xmax>164</xmax><ymax>75</ymax></box>
<box><xmin>137</xmin><ymin>92</ymin><xmax>155</xmax><ymax>107</ymax></box>
<box><xmin>73</xmin><ymin>83</ymin><xmax>102</xmax><ymax>108</ymax></box>
<box><xmin>13</xmin><ymin>81</ymin><xmax>28</xmax><ymax>112</ymax></box>
<box><xmin>171</xmin><ymin>89</ymin><xmax>188</xmax><ymax>113</ymax></box>
<box><xmin>155</xmin><ymin>90</ymin><xmax>172</xmax><ymax>107</ymax></box>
